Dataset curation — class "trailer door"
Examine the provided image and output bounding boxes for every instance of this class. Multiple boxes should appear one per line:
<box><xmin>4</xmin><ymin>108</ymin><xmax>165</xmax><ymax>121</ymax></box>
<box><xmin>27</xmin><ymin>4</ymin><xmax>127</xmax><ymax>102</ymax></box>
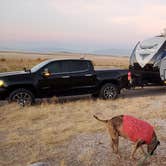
<box><xmin>160</xmin><ymin>57</ymin><xmax>166</xmax><ymax>81</ymax></box>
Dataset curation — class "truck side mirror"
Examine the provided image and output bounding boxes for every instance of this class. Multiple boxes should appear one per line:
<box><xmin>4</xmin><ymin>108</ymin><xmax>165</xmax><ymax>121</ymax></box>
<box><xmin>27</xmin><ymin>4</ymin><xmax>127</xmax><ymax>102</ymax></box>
<box><xmin>42</xmin><ymin>68</ymin><xmax>51</xmax><ymax>77</ymax></box>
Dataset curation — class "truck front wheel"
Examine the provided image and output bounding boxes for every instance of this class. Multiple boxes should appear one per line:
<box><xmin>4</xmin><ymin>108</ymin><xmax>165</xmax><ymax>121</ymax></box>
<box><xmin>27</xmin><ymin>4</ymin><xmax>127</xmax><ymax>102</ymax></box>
<box><xmin>99</xmin><ymin>83</ymin><xmax>118</xmax><ymax>99</ymax></box>
<box><xmin>9</xmin><ymin>88</ymin><xmax>35</xmax><ymax>106</ymax></box>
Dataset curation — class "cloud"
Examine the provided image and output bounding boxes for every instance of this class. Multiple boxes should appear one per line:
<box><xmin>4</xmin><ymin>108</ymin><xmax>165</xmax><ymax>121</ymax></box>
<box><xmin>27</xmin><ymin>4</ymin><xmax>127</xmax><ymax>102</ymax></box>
<box><xmin>111</xmin><ymin>4</ymin><xmax>166</xmax><ymax>35</ymax></box>
<box><xmin>0</xmin><ymin>0</ymin><xmax>166</xmax><ymax>50</ymax></box>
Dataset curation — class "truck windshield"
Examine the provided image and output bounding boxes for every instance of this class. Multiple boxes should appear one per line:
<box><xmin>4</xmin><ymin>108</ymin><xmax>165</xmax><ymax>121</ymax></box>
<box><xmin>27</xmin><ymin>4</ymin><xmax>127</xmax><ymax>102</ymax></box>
<box><xmin>31</xmin><ymin>60</ymin><xmax>50</xmax><ymax>72</ymax></box>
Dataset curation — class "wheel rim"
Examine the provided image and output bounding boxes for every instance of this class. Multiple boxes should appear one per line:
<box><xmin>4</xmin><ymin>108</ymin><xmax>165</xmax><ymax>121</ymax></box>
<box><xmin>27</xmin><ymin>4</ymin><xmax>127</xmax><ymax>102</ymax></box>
<box><xmin>12</xmin><ymin>92</ymin><xmax>32</xmax><ymax>106</ymax></box>
<box><xmin>103</xmin><ymin>86</ymin><xmax>116</xmax><ymax>99</ymax></box>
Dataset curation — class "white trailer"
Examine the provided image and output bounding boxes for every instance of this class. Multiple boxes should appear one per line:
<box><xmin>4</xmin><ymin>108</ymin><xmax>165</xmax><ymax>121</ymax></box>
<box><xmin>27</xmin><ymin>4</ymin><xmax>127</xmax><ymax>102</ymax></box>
<box><xmin>129</xmin><ymin>35</ymin><xmax>166</xmax><ymax>86</ymax></box>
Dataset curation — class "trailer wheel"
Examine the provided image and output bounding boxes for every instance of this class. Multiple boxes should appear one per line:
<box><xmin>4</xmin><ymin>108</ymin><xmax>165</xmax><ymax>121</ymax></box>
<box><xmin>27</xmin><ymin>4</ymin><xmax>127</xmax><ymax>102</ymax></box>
<box><xmin>99</xmin><ymin>83</ymin><xmax>118</xmax><ymax>99</ymax></box>
<box><xmin>9</xmin><ymin>88</ymin><xmax>35</xmax><ymax>106</ymax></box>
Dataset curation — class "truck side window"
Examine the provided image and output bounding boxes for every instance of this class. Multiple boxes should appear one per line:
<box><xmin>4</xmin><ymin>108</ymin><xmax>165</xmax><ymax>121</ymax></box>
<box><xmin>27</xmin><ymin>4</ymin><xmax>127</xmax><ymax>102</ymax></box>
<box><xmin>67</xmin><ymin>61</ymin><xmax>89</xmax><ymax>72</ymax></box>
<box><xmin>44</xmin><ymin>60</ymin><xmax>89</xmax><ymax>74</ymax></box>
<box><xmin>45</xmin><ymin>61</ymin><xmax>62</xmax><ymax>73</ymax></box>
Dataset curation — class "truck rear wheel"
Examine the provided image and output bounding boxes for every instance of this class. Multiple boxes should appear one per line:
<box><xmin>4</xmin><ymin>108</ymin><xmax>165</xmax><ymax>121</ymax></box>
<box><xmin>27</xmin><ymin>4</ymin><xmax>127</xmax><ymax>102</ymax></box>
<box><xmin>99</xmin><ymin>83</ymin><xmax>118</xmax><ymax>99</ymax></box>
<box><xmin>9</xmin><ymin>88</ymin><xmax>35</xmax><ymax>106</ymax></box>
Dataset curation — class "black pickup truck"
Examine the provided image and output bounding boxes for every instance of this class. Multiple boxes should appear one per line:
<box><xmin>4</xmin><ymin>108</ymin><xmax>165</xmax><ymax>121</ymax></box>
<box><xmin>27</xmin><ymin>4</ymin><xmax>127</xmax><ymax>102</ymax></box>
<box><xmin>0</xmin><ymin>59</ymin><xmax>128</xmax><ymax>105</ymax></box>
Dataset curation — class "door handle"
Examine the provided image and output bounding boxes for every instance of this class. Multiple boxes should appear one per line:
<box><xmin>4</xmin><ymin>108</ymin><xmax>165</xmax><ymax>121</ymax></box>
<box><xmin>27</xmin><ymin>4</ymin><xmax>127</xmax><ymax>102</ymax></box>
<box><xmin>85</xmin><ymin>74</ymin><xmax>93</xmax><ymax>77</ymax></box>
<box><xmin>61</xmin><ymin>75</ymin><xmax>70</xmax><ymax>78</ymax></box>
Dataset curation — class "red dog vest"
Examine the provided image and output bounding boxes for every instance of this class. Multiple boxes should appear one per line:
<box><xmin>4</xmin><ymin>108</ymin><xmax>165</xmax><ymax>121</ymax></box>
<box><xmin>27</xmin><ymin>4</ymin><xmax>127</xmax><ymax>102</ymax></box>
<box><xmin>123</xmin><ymin>115</ymin><xmax>154</xmax><ymax>144</ymax></box>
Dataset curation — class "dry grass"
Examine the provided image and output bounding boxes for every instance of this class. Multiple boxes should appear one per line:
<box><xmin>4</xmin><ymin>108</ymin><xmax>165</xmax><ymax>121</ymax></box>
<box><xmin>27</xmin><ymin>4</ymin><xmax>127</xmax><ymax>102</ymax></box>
<box><xmin>0</xmin><ymin>94</ymin><xmax>166</xmax><ymax>166</ymax></box>
<box><xmin>0</xmin><ymin>51</ymin><xmax>128</xmax><ymax>72</ymax></box>
<box><xmin>0</xmin><ymin>52</ymin><xmax>165</xmax><ymax>166</ymax></box>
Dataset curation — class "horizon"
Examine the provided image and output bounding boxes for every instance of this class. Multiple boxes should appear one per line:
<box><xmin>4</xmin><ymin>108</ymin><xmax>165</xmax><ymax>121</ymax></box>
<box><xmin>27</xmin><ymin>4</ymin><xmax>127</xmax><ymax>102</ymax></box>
<box><xmin>0</xmin><ymin>0</ymin><xmax>166</xmax><ymax>55</ymax></box>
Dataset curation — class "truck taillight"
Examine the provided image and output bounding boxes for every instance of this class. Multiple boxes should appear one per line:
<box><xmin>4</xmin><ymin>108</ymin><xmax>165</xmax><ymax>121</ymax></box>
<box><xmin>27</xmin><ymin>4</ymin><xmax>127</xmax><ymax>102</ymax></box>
<box><xmin>128</xmin><ymin>71</ymin><xmax>131</xmax><ymax>81</ymax></box>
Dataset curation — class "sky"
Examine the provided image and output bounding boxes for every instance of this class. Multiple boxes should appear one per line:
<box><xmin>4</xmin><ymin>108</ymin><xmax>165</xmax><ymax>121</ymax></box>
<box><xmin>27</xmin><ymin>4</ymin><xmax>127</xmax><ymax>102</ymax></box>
<box><xmin>0</xmin><ymin>0</ymin><xmax>166</xmax><ymax>54</ymax></box>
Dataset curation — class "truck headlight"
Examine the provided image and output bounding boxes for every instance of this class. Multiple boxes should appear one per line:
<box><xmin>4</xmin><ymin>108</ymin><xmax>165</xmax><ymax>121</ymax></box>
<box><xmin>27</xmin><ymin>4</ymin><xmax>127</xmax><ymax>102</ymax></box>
<box><xmin>0</xmin><ymin>80</ymin><xmax>4</xmax><ymax>87</ymax></box>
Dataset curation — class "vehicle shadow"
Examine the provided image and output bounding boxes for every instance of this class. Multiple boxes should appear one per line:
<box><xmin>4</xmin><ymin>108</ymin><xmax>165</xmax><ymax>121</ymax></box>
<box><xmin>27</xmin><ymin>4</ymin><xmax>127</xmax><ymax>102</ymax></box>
<box><xmin>40</xmin><ymin>86</ymin><xmax>166</xmax><ymax>104</ymax></box>
<box><xmin>120</xmin><ymin>86</ymin><xmax>166</xmax><ymax>99</ymax></box>
<box><xmin>36</xmin><ymin>94</ymin><xmax>92</xmax><ymax>105</ymax></box>
<box><xmin>1</xmin><ymin>87</ymin><xmax>165</xmax><ymax>106</ymax></box>
<box><xmin>0</xmin><ymin>95</ymin><xmax>93</xmax><ymax>106</ymax></box>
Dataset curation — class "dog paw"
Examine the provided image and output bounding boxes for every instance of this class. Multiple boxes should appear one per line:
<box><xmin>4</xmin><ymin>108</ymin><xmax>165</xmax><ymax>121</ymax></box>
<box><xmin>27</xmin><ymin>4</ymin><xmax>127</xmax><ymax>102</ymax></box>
<box><xmin>116</xmin><ymin>154</ymin><xmax>121</xmax><ymax>159</ymax></box>
<box><xmin>97</xmin><ymin>141</ymin><xmax>103</xmax><ymax>144</ymax></box>
<box><xmin>129</xmin><ymin>156</ymin><xmax>136</xmax><ymax>161</ymax></box>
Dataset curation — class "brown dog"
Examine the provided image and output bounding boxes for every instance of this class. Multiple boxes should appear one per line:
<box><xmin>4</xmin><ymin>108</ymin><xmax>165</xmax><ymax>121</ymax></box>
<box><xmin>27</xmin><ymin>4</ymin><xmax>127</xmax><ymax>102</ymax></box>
<box><xmin>93</xmin><ymin>114</ymin><xmax>160</xmax><ymax>159</ymax></box>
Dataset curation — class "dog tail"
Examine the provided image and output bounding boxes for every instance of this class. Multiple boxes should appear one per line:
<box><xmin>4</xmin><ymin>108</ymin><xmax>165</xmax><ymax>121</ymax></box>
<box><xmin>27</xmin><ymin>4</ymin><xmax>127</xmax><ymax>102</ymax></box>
<box><xmin>93</xmin><ymin>115</ymin><xmax>108</xmax><ymax>123</ymax></box>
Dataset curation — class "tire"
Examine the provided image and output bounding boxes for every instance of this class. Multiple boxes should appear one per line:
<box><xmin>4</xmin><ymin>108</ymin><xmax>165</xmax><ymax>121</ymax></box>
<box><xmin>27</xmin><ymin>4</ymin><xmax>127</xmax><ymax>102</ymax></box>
<box><xmin>99</xmin><ymin>83</ymin><xmax>118</xmax><ymax>100</ymax></box>
<box><xmin>9</xmin><ymin>88</ymin><xmax>35</xmax><ymax>106</ymax></box>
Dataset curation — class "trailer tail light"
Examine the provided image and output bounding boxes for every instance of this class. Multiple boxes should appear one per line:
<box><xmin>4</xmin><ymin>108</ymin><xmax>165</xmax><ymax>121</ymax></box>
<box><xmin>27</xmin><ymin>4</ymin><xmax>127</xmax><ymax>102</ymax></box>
<box><xmin>128</xmin><ymin>71</ymin><xmax>131</xmax><ymax>81</ymax></box>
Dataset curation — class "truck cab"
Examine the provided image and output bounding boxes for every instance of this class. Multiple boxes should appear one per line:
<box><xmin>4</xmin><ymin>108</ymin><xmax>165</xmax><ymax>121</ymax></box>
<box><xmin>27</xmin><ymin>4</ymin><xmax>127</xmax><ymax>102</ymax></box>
<box><xmin>33</xmin><ymin>59</ymin><xmax>97</xmax><ymax>97</ymax></box>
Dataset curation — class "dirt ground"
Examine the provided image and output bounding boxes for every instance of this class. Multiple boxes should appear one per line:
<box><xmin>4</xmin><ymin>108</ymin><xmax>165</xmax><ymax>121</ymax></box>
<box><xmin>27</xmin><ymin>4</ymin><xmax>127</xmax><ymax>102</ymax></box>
<box><xmin>34</xmin><ymin>87</ymin><xmax>166</xmax><ymax>166</ymax></box>
<box><xmin>46</xmin><ymin>131</ymin><xmax>165</xmax><ymax>166</ymax></box>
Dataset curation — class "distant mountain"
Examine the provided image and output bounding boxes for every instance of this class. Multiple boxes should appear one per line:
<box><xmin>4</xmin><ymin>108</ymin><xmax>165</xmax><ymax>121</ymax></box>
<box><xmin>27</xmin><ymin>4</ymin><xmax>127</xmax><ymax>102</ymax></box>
<box><xmin>0</xmin><ymin>46</ymin><xmax>76</xmax><ymax>54</ymax></box>
<box><xmin>0</xmin><ymin>45</ymin><xmax>131</xmax><ymax>56</ymax></box>
<box><xmin>92</xmin><ymin>48</ymin><xmax>131</xmax><ymax>56</ymax></box>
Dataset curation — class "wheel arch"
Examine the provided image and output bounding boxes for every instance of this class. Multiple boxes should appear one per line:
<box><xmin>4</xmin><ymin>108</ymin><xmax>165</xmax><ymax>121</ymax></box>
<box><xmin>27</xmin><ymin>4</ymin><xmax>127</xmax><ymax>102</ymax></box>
<box><xmin>99</xmin><ymin>80</ymin><xmax>120</xmax><ymax>91</ymax></box>
<box><xmin>7</xmin><ymin>84</ymin><xmax>37</xmax><ymax>96</ymax></box>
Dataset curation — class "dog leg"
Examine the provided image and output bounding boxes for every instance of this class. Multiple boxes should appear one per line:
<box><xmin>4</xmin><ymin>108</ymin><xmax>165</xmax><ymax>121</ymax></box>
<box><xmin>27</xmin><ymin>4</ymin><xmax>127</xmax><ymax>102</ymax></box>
<box><xmin>112</xmin><ymin>137</ymin><xmax>121</xmax><ymax>158</ymax></box>
<box><xmin>108</xmin><ymin>125</ymin><xmax>120</xmax><ymax>157</ymax></box>
<box><xmin>111</xmin><ymin>139</ymin><xmax>115</xmax><ymax>153</ymax></box>
<box><xmin>130</xmin><ymin>140</ymin><xmax>145</xmax><ymax>160</ymax></box>
<box><xmin>109</xmin><ymin>133</ymin><xmax>116</xmax><ymax>153</ymax></box>
<box><xmin>112</xmin><ymin>137</ymin><xmax>119</xmax><ymax>154</ymax></box>
<box><xmin>140</xmin><ymin>146</ymin><xmax>147</xmax><ymax>156</ymax></box>
<box><xmin>130</xmin><ymin>144</ymin><xmax>138</xmax><ymax>160</ymax></box>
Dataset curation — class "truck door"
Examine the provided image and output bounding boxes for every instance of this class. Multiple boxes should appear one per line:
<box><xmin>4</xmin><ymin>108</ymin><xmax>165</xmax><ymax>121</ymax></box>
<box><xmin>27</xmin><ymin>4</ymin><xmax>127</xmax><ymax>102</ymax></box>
<box><xmin>64</xmin><ymin>60</ymin><xmax>97</xmax><ymax>95</ymax></box>
<box><xmin>37</xmin><ymin>60</ymin><xmax>97</xmax><ymax>97</ymax></box>
<box><xmin>37</xmin><ymin>61</ymin><xmax>72</xmax><ymax>97</ymax></box>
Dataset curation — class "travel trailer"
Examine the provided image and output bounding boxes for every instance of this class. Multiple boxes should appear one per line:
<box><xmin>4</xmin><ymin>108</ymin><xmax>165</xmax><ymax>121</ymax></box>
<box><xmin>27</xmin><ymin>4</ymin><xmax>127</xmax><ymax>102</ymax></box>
<box><xmin>129</xmin><ymin>35</ymin><xmax>166</xmax><ymax>86</ymax></box>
